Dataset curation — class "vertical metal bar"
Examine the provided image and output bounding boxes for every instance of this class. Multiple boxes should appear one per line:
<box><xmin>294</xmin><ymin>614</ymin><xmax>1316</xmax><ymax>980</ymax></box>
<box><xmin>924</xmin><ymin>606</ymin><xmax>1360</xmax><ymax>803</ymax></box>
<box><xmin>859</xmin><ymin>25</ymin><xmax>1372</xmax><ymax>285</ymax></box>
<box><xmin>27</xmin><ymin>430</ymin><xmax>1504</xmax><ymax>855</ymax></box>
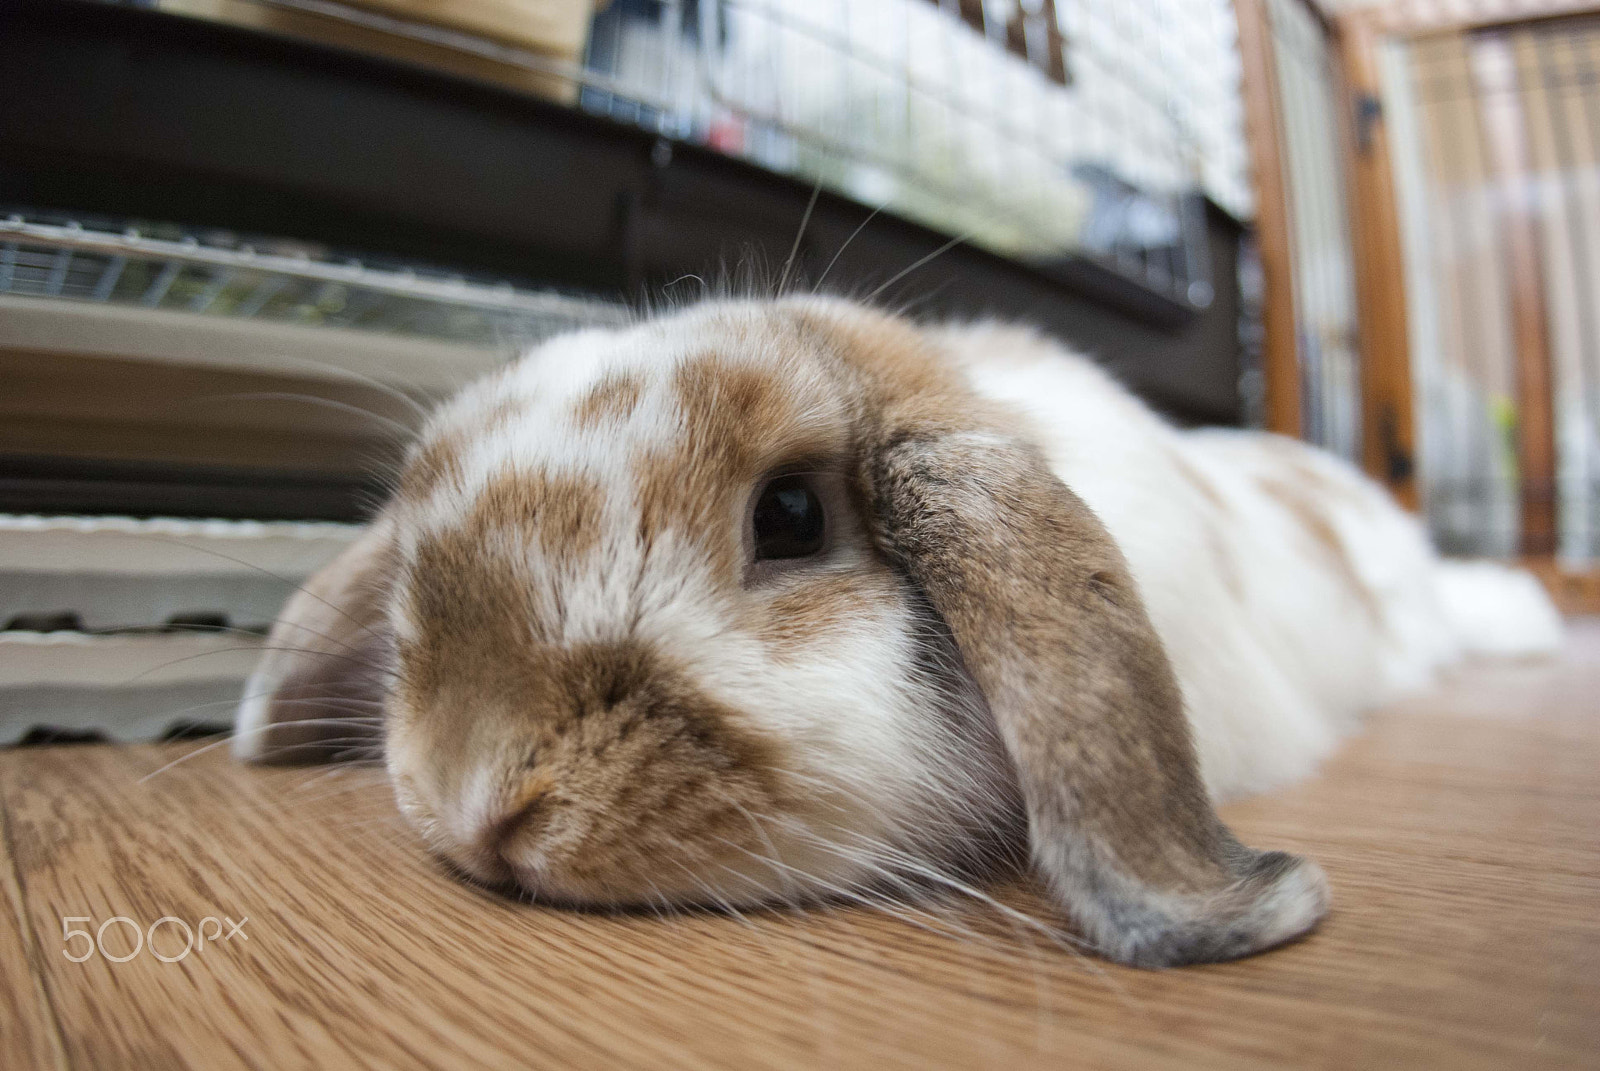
<box><xmin>902</xmin><ymin>0</ymin><xmax>914</xmax><ymax>182</ymax></box>
<box><xmin>1561</xmin><ymin>27</ymin><xmax>1600</xmax><ymax>560</ymax></box>
<box><xmin>45</xmin><ymin>245</ymin><xmax>72</xmax><ymax>296</ymax></box>
<box><xmin>140</xmin><ymin>258</ymin><xmax>183</xmax><ymax>308</ymax></box>
<box><xmin>1021</xmin><ymin>0</ymin><xmax>1051</xmax><ymax>238</ymax></box>
<box><xmin>1533</xmin><ymin>26</ymin><xmax>1600</xmax><ymax>561</ymax></box>
<box><xmin>773</xmin><ymin>0</ymin><xmax>789</xmax><ymax>168</ymax></box>
<box><xmin>938</xmin><ymin>0</ymin><xmax>968</xmax><ymax>221</ymax></box>
<box><xmin>606</xmin><ymin>2</ymin><xmax>626</xmax><ymax>123</ymax></box>
<box><xmin>1276</xmin><ymin>0</ymin><xmax>1320</xmax><ymax>446</ymax></box>
<box><xmin>662</xmin><ymin>0</ymin><xmax>684</xmax><ymax>136</ymax></box>
<box><xmin>1562</xmin><ymin>23</ymin><xmax>1596</xmax><ymax>558</ymax></box>
<box><xmin>837</xmin><ymin>0</ymin><xmax>855</xmax><ymax>164</ymax></box>
<box><xmin>1473</xmin><ymin>30</ymin><xmax>1558</xmax><ymax>556</ymax></box>
<box><xmin>648</xmin><ymin>0</ymin><xmax>666</xmax><ymax>132</ymax></box>
<box><xmin>90</xmin><ymin>254</ymin><xmax>127</xmax><ymax>302</ymax></box>
<box><xmin>189</xmin><ymin>268</ymin><xmax>236</xmax><ymax>313</ymax></box>
<box><xmin>233</xmin><ymin>273</ymin><xmax>290</xmax><ymax>318</ymax></box>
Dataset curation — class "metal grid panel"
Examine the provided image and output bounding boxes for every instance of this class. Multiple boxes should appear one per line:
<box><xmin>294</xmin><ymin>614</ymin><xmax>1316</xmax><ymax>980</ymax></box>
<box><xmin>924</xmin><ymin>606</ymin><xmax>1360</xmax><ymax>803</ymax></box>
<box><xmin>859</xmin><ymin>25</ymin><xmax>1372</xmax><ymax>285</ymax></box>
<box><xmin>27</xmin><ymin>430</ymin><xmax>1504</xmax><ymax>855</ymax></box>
<box><xmin>212</xmin><ymin>0</ymin><xmax>1253</xmax><ymax>309</ymax></box>
<box><xmin>1515</xmin><ymin>19</ymin><xmax>1600</xmax><ymax>566</ymax></box>
<box><xmin>1385</xmin><ymin>33</ymin><xmax>1522</xmax><ymax>556</ymax></box>
<box><xmin>1381</xmin><ymin>18</ymin><xmax>1600</xmax><ymax>559</ymax></box>
<box><xmin>1266</xmin><ymin>0</ymin><xmax>1362</xmax><ymax>460</ymax></box>
<box><xmin>579</xmin><ymin>0</ymin><xmax>1250</xmax><ymax>306</ymax></box>
<box><xmin>0</xmin><ymin>213</ymin><xmax>627</xmax><ymax>348</ymax></box>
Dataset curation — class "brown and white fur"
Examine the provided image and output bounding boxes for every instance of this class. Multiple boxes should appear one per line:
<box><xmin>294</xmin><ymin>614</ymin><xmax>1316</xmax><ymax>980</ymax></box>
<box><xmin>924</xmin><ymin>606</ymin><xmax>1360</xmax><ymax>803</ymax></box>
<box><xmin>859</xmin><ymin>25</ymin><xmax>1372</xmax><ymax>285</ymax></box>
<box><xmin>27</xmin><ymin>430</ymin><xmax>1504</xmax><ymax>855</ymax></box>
<box><xmin>236</xmin><ymin>297</ymin><xmax>1561</xmax><ymax>968</ymax></box>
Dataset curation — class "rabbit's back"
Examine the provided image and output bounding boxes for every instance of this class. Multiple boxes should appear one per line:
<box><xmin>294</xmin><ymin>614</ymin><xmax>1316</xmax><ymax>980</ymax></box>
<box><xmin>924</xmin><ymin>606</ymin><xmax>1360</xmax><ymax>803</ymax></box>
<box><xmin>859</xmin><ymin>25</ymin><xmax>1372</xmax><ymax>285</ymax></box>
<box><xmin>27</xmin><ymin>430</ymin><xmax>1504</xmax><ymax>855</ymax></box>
<box><xmin>939</xmin><ymin>322</ymin><xmax>1474</xmax><ymax>799</ymax></box>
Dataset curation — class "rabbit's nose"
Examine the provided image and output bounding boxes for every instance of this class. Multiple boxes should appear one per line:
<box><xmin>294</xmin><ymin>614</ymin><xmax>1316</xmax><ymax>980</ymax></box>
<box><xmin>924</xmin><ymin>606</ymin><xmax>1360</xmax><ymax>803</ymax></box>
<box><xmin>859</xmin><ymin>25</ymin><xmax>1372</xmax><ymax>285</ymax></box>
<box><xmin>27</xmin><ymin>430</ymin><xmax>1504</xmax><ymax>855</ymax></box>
<box><xmin>483</xmin><ymin>771</ymin><xmax>554</xmax><ymax>861</ymax></box>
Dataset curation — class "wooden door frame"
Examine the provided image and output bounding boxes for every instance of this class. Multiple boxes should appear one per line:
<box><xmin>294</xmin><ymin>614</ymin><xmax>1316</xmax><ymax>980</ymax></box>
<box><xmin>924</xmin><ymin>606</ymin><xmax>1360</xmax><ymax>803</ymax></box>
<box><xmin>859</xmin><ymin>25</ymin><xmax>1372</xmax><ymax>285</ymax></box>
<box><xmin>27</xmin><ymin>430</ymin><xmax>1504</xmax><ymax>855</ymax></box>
<box><xmin>1235</xmin><ymin>0</ymin><xmax>1421</xmax><ymax>508</ymax></box>
<box><xmin>1335</xmin><ymin>11</ymin><xmax>1420</xmax><ymax>510</ymax></box>
<box><xmin>1240</xmin><ymin>0</ymin><xmax>1588</xmax><ymax>527</ymax></box>
<box><xmin>1342</xmin><ymin>3</ymin><xmax>1600</xmax><ymax>605</ymax></box>
<box><xmin>1235</xmin><ymin>0</ymin><xmax>1304</xmax><ymax>441</ymax></box>
<box><xmin>1335</xmin><ymin>5</ymin><xmax>1593</xmax><ymax>551</ymax></box>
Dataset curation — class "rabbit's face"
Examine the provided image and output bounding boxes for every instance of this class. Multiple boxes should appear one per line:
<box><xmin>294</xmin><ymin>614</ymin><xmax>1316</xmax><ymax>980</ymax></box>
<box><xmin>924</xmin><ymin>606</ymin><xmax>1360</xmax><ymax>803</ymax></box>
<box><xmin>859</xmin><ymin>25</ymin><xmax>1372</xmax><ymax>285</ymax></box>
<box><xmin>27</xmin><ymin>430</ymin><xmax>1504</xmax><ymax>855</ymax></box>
<box><xmin>382</xmin><ymin>303</ymin><xmax>1014</xmax><ymax>906</ymax></box>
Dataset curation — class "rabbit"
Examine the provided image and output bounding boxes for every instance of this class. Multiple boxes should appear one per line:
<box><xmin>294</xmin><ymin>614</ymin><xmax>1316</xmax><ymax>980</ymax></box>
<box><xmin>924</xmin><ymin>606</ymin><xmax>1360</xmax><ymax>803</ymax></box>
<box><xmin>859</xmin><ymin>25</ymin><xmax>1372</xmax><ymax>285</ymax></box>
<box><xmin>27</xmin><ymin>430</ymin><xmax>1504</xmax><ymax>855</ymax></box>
<box><xmin>235</xmin><ymin>295</ymin><xmax>1563</xmax><ymax>968</ymax></box>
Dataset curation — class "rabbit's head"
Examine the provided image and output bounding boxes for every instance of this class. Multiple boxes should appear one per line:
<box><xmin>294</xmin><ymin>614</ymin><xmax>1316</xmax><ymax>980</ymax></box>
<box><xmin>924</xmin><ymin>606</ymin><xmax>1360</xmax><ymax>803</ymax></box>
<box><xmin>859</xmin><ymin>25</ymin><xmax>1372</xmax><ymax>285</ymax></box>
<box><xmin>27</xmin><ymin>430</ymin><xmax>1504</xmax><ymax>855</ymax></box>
<box><xmin>239</xmin><ymin>297</ymin><xmax>1327</xmax><ymax>967</ymax></box>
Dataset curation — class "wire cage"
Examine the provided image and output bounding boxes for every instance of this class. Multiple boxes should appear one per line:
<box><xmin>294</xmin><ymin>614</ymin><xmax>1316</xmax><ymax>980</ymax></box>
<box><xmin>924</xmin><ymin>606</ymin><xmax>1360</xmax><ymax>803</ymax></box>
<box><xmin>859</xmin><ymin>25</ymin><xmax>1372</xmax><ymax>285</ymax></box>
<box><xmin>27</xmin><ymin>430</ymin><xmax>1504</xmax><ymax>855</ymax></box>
<box><xmin>161</xmin><ymin>0</ymin><xmax>1255</xmax><ymax>315</ymax></box>
<box><xmin>583</xmin><ymin>0</ymin><xmax>1252</xmax><ymax>310</ymax></box>
<box><xmin>1382</xmin><ymin>15</ymin><xmax>1600</xmax><ymax>561</ymax></box>
<box><xmin>614</xmin><ymin>0</ymin><xmax>1256</xmax><ymax>310</ymax></box>
<box><xmin>1262</xmin><ymin>0</ymin><xmax>1361</xmax><ymax>462</ymax></box>
<box><xmin>0</xmin><ymin>213</ymin><xmax>627</xmax><ymax>347</ymax></box>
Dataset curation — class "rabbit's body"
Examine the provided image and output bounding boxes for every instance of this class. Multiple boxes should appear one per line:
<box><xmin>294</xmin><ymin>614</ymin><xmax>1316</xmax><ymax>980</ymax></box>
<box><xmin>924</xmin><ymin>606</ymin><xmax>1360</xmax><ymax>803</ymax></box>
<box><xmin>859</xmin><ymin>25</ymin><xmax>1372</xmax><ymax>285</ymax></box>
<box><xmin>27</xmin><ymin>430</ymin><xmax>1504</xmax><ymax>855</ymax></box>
<box><xmin>237</xmin><ymin>297</ymin><xmax>1560</xmax><ymax>966</ymax></box>
<box><xmin>939</xmin><ymin>322</ymin><xmax>1560</xmax><ymax>800</ymax></box>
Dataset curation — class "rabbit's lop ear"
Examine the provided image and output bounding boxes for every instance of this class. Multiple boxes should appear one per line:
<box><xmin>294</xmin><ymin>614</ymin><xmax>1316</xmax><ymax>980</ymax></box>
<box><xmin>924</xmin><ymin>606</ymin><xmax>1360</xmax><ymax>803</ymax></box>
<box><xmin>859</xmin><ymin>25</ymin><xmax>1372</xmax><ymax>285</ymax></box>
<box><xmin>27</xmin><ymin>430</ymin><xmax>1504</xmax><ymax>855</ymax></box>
<box><xmin>233</xmin><ymin>517</ymin><xmax>396</xmax><ymax>764</ymax></box>
<box><xmin>871</xmin><ymin>431</ymin><xmax>1329</xmax><ymax>967</ymax></box>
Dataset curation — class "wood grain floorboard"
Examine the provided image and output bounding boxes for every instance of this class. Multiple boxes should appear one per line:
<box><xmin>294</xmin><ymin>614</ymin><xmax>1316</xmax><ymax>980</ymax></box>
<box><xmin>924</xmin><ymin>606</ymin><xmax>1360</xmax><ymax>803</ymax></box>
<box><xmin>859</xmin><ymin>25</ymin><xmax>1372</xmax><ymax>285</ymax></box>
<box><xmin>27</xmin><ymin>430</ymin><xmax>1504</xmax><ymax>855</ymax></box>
<box><xmin>2</xmin><ymin>624</ymin><xmax>1598</xmax><ymax>1070</ymax></box>
<box><xmin>1</xmin><ymin>793</ymin><xmax>69</xmax><ymax>1071</ymax></box>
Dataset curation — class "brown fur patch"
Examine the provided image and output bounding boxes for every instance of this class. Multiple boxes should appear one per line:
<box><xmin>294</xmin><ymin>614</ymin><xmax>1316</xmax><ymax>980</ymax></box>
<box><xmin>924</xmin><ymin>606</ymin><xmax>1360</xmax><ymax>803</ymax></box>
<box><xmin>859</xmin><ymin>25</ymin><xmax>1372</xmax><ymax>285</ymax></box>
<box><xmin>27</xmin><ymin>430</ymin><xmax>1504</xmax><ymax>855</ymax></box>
<box><xmin>572</xmin><ymin>371</ymin><xmax>645</xmax><ymax>430</ymax></box>
<box><xmin>462</xmin><ymin>469</ymin><xmax>604</xmax><ymax>562</ymax></box>
<box><xmin>631</xmin><ymin>347</ymin><xmax>843</xmax><ymax>563</ymax></box>
<box><xmin>398</xmin><ymin>430</ymin><xmax>466</xmax><ymax>503</ymax></box>
<box><xmin>671</xmin><ymin>353</ymin><xmax>802</xmax><ymax>465</ymax></box>
<box><xmin>399</xmin><ymin>397</ymin><xmax>523</xmax><ymax>503</ymax></box>
<box><xmin>395</xmin><ymin>468</ymin><xmax>605</xmax><ymax>702</ymax></box>
<box><xmin>1256</xmin><ymin>474</ymin><xmax>1383</xmax><ymax>624</ymax></box>
<box><xmin>1257</xmin><ymin>435</ymin><xmax>1377</xmax><ymax>513</ymax></box>
<box><xmin>785</xmin><ymin>304</ymin><xmax>985</xmax><ymax>435</ymax></box>
<box><xmin>390</xmin><ymin>591</ymin><xmax>788</xmax><ymax>900</ymax></box>
<box><xmin>1169</xmin><ymin>453</ymin><xmax>1246</xmax><ymax>602</ymax></box>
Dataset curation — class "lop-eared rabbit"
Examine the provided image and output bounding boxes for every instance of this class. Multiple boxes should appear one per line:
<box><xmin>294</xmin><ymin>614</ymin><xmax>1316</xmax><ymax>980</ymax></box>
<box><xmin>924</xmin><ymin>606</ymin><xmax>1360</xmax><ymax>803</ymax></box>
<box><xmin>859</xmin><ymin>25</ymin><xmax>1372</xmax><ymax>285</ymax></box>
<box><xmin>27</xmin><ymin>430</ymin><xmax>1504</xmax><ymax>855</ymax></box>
<box><xmin>238</xmin><ymin>297</ymin><xmax>1561</xmax><ymax>967</ymax></box>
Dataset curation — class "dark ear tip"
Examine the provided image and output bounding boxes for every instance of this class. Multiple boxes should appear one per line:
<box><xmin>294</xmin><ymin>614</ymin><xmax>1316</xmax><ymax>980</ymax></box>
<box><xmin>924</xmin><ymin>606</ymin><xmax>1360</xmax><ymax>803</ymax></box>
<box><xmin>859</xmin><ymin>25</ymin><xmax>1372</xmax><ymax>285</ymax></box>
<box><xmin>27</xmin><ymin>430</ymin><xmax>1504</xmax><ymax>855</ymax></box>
<box><xmin>1227</xmin><ymin>851</ymin><xmax>1331</xmax><ymax>955</ymax></box>
<box><xmin>1104</xmin><ymin>852</ymin><xmax>1331</xmax><ymax>969</ymax></box>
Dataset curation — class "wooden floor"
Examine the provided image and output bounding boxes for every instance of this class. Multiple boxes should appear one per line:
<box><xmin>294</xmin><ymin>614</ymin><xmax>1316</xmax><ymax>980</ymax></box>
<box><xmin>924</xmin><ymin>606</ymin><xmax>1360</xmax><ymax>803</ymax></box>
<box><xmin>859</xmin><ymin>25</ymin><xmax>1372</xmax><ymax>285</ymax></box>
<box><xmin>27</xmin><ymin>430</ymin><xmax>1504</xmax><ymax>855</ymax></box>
<box><xmin>4</xmin><ymin>627</ymin><xmax>1599</xmax><ymax>1071</ymax></box>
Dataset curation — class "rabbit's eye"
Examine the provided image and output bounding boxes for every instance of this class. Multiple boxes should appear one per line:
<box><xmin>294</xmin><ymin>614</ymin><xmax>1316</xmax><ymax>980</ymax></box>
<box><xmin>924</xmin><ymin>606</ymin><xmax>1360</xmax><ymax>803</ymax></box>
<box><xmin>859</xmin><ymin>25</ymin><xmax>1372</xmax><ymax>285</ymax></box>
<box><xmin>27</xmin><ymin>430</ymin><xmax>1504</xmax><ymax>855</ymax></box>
<box><xmin>752</xmin><ymin>474</ymin><xmax>826</xmax><ymax>560</ymax></box>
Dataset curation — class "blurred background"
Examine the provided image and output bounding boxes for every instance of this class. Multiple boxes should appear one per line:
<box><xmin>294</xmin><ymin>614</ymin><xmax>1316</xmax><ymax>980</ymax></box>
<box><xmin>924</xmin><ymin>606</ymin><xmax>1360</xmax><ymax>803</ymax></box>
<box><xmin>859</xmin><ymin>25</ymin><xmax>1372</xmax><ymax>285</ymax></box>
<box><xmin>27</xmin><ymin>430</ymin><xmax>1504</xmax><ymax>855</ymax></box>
<box><xmin>1</xmin><ymin>0</ymin><xmax>1597</xmax><ymax>742</ymax></box>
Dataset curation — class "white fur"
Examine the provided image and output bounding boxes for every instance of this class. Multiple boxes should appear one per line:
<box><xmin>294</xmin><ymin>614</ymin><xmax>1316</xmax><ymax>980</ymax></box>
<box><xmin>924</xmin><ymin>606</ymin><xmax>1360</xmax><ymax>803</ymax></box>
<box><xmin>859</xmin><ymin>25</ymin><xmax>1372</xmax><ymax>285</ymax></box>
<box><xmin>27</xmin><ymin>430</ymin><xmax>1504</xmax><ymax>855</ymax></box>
<box><xmin>1434</xmin><ymin>560</ymin><xmax>1565</xmax><ymax>658</ymax></box>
